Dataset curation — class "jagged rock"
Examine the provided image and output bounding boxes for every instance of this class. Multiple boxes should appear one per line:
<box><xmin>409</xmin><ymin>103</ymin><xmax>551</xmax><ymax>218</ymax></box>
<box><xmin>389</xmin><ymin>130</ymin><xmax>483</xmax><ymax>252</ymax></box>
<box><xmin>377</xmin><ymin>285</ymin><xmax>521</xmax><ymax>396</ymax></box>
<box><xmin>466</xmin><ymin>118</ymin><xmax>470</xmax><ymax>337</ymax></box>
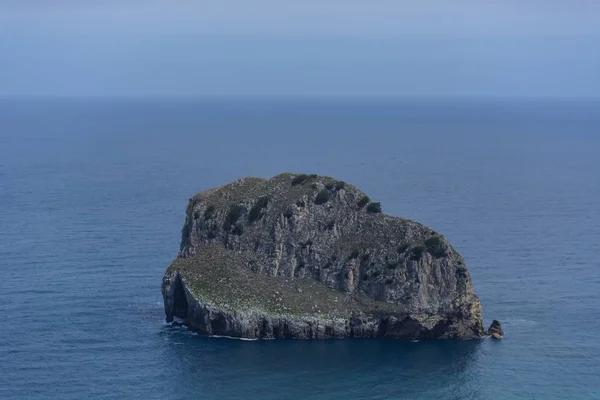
<box><xmin>487</xmin><ymin>320</ymin><xmax>503</xmax><ymax>339</ymax></box>
<box><xmin>162</xmin><ymin>173</ymin><xmax>486</xmax><ymax>340</ymax></box>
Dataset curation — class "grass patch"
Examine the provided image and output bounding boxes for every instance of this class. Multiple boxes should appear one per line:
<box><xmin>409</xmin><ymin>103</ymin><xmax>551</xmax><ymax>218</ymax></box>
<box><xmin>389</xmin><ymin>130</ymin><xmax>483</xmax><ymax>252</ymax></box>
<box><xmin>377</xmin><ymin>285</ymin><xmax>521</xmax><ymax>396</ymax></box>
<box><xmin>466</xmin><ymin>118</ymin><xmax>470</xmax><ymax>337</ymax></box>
<box><xmin>204</xmin><ymin>205</ymin><xmax>216</xmax><ymax>220</ymax></box>
<box><xmin>425</xmin><ymin>236</ymin><xmax>447</xmax><ymax>258</ymax></box>
<box><xmin>232</xmin><ymin>223</ymin><xmax>244</xmax><ymax>236</ymax></box>
<box><xmin>223</xmin><ymin>205</ymin><xmax>244</xmax><ymax>231</ymax></box>
<box><xmin>386</xmin><ymin>261</ymin><xmax>400</xmax><ymax>269</ymax></box>
<box><xmin>357</xmin><ymin>195</ymin><xmax>370</xmax><ymax>208</ymax></box>
<box><xmin>168</xmin><ymin>246</ymin><xmax>403</xmax><ymax>317</ymax></box>
<box><xmin>248</xmin><ymin>196</ymin><xmax>270</xmax><ymax>223</ymax></box>
<box><xmin>291</xmin><ymin>174</ymin><xmax>309</xmax><ymax>186</ymax></box>
<box><xmin>367</xmin><ymin>202</ymin><xmax>382</xmax><ymax>213</ymax></box>
<box><xmin>314</xmin><ymin>189</ymin><xmax>331</xmax><ymax>205</ymax></box>
<box><xmin>397</xmin><ymin>244</ymin><xmax>410</xmax><ymax>254</ymax></box>
<box><xmin>409</xmin><ymin>245</ymin><xmax>426</xmax><ymax>261</ymax></box>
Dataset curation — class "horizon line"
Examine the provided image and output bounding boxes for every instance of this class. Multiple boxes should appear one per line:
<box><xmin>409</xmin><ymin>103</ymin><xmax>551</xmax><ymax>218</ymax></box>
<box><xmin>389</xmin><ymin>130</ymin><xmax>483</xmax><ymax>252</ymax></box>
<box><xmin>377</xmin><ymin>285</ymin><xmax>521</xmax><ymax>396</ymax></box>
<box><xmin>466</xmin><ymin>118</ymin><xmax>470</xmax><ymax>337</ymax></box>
<box><xmin>1</xmin><ymin>94</ymin><xmax>599</xmax><ymax>102</ymax></box>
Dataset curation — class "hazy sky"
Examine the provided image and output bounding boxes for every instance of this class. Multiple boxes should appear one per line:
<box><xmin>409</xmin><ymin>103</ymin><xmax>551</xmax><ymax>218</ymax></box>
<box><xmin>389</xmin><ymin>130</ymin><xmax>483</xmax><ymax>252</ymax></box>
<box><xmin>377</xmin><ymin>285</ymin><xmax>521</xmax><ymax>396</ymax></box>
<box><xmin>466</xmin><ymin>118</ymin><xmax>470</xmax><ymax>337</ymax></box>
<box><xmin>1</xmin><ymin>1</ymin><xmax>599</xmax><ymax>97</ymax></box>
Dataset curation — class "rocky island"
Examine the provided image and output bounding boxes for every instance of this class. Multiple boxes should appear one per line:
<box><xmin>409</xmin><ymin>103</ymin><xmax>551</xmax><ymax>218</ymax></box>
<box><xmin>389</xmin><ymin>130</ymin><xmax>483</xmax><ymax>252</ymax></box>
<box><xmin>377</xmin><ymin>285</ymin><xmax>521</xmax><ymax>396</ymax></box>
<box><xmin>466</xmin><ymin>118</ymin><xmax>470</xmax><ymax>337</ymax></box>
<box><xmin>162</xmin><ymin>173</ymin><xmax>498</xmax><ymax>340</ymax></box>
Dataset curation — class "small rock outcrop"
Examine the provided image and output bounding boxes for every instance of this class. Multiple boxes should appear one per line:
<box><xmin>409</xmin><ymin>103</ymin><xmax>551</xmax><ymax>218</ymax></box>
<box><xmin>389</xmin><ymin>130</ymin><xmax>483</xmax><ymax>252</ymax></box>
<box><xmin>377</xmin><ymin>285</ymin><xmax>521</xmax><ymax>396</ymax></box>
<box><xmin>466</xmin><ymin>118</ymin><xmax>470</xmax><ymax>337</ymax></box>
<box><xmin>162</xmin><ymin>173</ymin><xmax>488</xmax><ymax>340</ymax></box>
<box><xmin>487</xmin><ymin>320</ymin><xmax>504</xmax><ymax>339</ymax></box>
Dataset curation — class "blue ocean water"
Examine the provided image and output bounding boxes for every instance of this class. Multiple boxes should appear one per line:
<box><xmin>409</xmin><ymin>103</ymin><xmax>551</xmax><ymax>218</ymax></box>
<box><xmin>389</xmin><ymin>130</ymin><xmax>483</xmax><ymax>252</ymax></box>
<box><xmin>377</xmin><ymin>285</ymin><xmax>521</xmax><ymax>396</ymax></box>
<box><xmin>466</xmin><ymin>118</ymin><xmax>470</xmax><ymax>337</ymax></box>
<box><xmin>0</xmin><ymin>99</ymin><xmax>599</xmax><ymax>399</ymax></box>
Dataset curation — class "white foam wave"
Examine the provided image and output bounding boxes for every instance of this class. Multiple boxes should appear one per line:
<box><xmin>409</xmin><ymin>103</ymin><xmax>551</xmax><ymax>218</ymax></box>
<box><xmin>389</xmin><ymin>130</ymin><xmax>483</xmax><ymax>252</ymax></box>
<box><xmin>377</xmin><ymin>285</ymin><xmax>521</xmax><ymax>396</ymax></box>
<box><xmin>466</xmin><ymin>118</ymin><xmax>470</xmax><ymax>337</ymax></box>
<box><xmin>210</xmin><ymin>335</ymin><xmax>259</xmax><ymax>341</ymax></box>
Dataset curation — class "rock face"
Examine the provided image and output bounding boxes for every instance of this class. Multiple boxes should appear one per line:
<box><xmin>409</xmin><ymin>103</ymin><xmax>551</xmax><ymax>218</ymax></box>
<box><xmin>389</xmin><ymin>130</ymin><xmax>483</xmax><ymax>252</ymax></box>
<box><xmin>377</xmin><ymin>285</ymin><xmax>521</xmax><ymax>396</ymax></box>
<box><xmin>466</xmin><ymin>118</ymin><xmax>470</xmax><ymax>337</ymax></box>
<box><xmin>162</xmin><ymin>173</ymin><xmax>486</xmax><ymax>339</ymax></box>
<box><xmin>487</xmin><ymin>320</ymin><xmax>504</xmax><ymax>339</ymax></box>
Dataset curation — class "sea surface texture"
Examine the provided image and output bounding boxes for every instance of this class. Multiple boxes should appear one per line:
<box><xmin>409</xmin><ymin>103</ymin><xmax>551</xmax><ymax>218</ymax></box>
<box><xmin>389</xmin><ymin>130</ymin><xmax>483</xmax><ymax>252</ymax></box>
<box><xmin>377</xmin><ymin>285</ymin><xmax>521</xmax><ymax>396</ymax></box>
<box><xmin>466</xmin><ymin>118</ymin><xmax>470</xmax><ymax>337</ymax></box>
<box><xmin>1</xmin><ymin>99</ymin><xmax>599</xmax><ymax>399</ymax></box>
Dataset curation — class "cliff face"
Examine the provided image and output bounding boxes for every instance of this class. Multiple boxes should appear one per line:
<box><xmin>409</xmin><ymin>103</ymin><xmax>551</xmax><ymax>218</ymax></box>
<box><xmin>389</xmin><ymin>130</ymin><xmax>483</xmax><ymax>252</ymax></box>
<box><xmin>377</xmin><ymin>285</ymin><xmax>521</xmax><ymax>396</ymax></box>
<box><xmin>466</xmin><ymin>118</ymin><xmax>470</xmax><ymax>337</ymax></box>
<box><xmin>162</xmin><ymin>173</ymin><xmax>485</xmax><ymax>339</ymax></box>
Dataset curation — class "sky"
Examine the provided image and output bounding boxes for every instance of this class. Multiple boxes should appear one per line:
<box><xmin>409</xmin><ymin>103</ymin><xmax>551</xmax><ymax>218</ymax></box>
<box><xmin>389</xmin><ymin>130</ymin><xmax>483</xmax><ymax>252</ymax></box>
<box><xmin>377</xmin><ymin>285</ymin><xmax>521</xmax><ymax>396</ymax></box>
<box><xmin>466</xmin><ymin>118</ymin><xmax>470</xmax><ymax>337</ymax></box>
<box><xmin>0</xmin><ymin>1</ymin><xmax>599</xmax><ymax>98</ymax></box>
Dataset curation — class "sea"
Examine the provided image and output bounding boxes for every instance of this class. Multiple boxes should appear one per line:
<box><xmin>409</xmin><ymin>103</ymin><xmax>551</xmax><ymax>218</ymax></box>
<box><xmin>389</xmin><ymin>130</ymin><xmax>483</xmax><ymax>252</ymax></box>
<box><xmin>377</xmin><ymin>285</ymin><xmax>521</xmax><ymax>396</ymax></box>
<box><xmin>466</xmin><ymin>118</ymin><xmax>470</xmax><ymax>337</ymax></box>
<box><xmin>0</xmin><ymin>98</ymin><xmax>599</xmax><ymax>399</ymax></box>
